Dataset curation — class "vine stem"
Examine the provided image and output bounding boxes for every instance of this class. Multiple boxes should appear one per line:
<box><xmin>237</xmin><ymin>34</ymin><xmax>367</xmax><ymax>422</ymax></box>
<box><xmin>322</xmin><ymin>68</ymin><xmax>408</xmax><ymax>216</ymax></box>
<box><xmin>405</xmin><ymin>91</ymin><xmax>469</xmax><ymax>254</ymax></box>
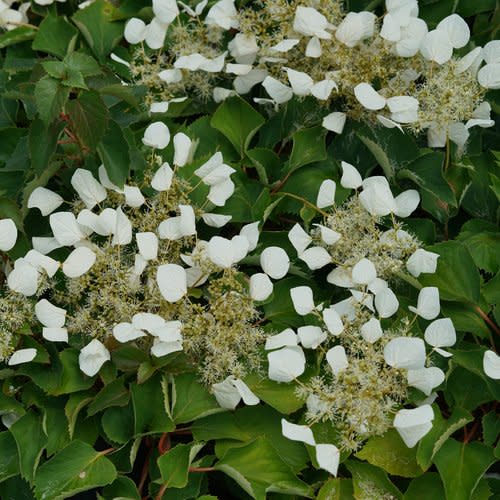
<box><xmin>273</xmin><ymin>191</ymin><xmax>329</xmax><ymax>218</ymax></box>
<box><xmin>475</xmin><ymin>306</ymin><xmax>500</xmax><ymax>339</ymax></box>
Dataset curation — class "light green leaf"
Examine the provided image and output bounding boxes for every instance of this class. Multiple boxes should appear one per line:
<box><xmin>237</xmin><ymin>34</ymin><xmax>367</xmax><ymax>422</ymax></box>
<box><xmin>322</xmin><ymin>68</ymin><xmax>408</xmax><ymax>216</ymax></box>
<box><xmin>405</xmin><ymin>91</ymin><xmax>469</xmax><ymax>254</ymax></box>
<box><xmin>286</xmin><ymin>126</ymin><xmax>327</xmax><ymax>174</ymax></box>
<box><xmin>34</xmin><ymin>440</ymin><xmax>117</xmax><ymax>500</ymax></box>
<box><xmin>32</xmin><ymin>13</ymin><xmax>78</xmax><ymax>58</ymax></box>
<box><xmin>157</xmin><ymin>443</ymin><xmax>204</xmax><ymax>489</ymax></box>
<box><xmin>64</xmin><ymin>52</ymin><xmax>102</xmax><ymax>76</ymax></box>
<box><xmin>34</xmin><ymin>76</ymin><xmax>70</xmax><ymax>124</ymax></box>
<box><xmin>346</xmin><ymin>461</ymin><xmax>402</xmax><ymax>500</ymax></box>
<box><xmin>0</xmin><ymin>26</ymin><xmax>37</xmax><ymax>49</ymax></box>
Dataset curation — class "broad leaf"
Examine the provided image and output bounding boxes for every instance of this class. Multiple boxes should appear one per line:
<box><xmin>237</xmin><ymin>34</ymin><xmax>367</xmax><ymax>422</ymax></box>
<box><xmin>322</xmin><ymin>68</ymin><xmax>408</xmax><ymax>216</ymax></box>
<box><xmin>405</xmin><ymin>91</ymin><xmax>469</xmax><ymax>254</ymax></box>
<box><xmin>34</xmin><ymin>76</ymin><xmax>70</xmax><ymax>124</ymax></box>
<box><xmin>32</xmin><ymin>13</ymin><xmax>78</xmax><ymax>58</ymax></box>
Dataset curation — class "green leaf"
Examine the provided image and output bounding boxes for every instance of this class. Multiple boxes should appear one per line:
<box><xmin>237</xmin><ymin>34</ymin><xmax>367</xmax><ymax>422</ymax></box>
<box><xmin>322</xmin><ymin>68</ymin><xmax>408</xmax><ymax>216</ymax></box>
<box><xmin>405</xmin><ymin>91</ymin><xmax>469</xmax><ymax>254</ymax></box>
<box><xmin>0</xmin><ymin>26</ymin><xmax>37</xmax><ymax>49</ymax></box>
<box><xmin>286</xmin><ymin>126</ymin><xmax>327</xmax><ymax>174</ymax></box>
<box><xmin>96</xmin><ymin>120</ymin><xmax>130</xmax><ymax>188</ymax></box>
<box><xmin>482</xmin><ymin>411</ymin><xmax>500</xmax><ymax>447</ymax></box>
<box><xmin>101</xmin><ymin>404</ymin><xmax>134</xmax><ymax>445</ymax></box>
<box><xmin>87</xmin><ymin>377</ymin><xmax>129</xmax><ymax>416</ymax></box>
<box><xmin>32</xmin><ymin>13</ymin><xmax>78</xmax><ymax>59</ymax></box>
<box><xmin>34</xmin><ymin>76</ymin><xmax>70</xmax><ymax>124</ymax></box>
<box><xmin>356</xmin><ymin>429</ymin><xmax>423</xmax><ymax>478</ymax></box>
<box><xmin>101</xmin><ymin>475</ymin><xmax>140</xmax><ymax>500</ymax></box>
<box><xmin>29</xmin><ymin>118</ymin><xmax>64</xmax><ymax>176</ymax></box>
<box><xmin>9</xmin><ymin>412</ymin><xmax>47</xmax><ymax>484</ymax></box>
<box><xmin>157</xmin><ymin>443</ymin><xmax>204</xmax><ymax>489</ymax></box>
<box><xmin>419</xmin><ymin>241</ymin><xmax>480</xmax><ymax>304</ymax></box>
<box><xmin>215</xmin><ymin>437</ymin><xmax>313</xmax><ymax>500</ymax></box>
<box><xmin>131</xmin><ymin>374</ymin><xmax>174</xmax><ymax>435</ymax></box>
<box><xmin>434</xmin><ymin>439</ymin><xmax>495</xmax><ymax>500</ymax></box>
<box><xmin>246</xmin><ymin>148</ymin><xmax>282</xmax><ymax>185</ymax></box>
<box><xmin>72</xmin><ymin>0</ymin><xmax>124</xmax><ymax>63</ymax></box>
<box><xmin>404</xmin><ymin>473</ymin><xmax>445</xmax><ymax>499</ymax></box>
<box><xmin>171</xmin><ymin>373</ymin><xmax>224</xmax><ymax>424</ymax></box>
<box><xmin>317</xmin><ymin>478</ymin><xmax>354</xmax><ymax>500</ymax></box>
<box><xmin>345</xmin><ymin>461</ymin><xmax>402</xmax><ymax>499</ymax></box>
<box><xmin>417</xmin><ymin>407</ymin><xmax>473</xmax><ymax>471</ymax></box>
<box><xmin>65</xmin><ymin>393</ymin><xmax>93</xmax><ymax>440</ymax></box>
<box><xmin>0</xmin><ymin>432</ymin><xmax>19</xmax><ymax>482</ymax></box>
<box><xmin>66</xmin><ymin>91</ymin><xmax>109</xmax><ymax>151</ymax></box>
<box><xmin>42</xmin><ymin>61</ymin><xmax>67</xmax><ymax>79</ymax></box>
<box><xmin>64</xmin><ymin>52</ymin><xmax>101</xmax><ymax>77</ymax></box>
<box><xmin>191</xmin><ymin>406</ymin><xmax>309</xmax><ymax>472</ymax></box>
<box><xmin>210</xmin><ymin>96</ymin><xmax>265</xmax><ymax>156</ymax></box>
<box><xmin>34</xmin><ymin>440</ymin><xmax>117</xmax><ymax>500</ymax></box>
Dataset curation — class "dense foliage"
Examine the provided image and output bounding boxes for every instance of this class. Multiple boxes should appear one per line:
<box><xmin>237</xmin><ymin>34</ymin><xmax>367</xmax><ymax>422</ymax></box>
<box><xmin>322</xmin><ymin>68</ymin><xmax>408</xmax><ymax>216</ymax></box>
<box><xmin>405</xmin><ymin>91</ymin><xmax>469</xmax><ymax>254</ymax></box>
<box><xmin>0</xmin><ymin>0</ymin><xmax>499</xmax><ymax>499</ymax></box>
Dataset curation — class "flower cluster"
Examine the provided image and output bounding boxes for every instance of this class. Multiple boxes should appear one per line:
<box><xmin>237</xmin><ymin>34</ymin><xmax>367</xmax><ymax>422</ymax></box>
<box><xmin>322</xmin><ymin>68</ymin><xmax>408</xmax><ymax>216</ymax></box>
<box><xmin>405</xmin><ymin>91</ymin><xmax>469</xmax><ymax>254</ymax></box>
<box><xmin>0</xmin><ymin>121</ymin><xmax>268</xmax><ymax>399</ymax></box>
<box><xmin>121</xmin><ymin>0</ymin><xmax>499</xmax><ymax>149</ymax></box>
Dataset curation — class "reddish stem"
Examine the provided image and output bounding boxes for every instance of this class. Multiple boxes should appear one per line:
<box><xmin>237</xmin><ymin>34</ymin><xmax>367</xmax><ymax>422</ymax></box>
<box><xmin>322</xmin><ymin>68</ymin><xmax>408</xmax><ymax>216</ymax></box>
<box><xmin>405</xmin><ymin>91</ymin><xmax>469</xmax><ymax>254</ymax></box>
<box><xmin>475</xmin><ymin>306</ymin><xmax>500</xmax><ymax>338</ymax></box>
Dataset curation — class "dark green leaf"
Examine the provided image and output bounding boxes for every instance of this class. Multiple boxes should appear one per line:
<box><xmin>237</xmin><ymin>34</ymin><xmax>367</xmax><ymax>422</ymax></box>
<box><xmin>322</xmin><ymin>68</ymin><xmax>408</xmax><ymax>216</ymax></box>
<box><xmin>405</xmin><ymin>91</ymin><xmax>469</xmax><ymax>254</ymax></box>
<box><xmin>286</xmin><ymin>126</ymin><xmax>327</xmax><ymax>174</ymax></box>
<box><xmin>29</xmin><ymin>118</ymin><xmax>65</xmax><ymax>176</ymax></box>
<box><xmin>345</xmin><ymin>461</ymin><xmax>402</xmax><ymax>499</ymax></box>
<box><xmin>34</xmin><ymin>76</ymin><xmax>70</xmax><ymax>124</ymax></box>
<box><xmin>317</xmin><ymin>478</ymin><xmax>354</xmax><ymax>500</ymax></box>
<box><xmin>404</xmin><ymin>473</ymin><xmax>445</xmax><ymax>500</ymax></box>
<box><xmin>101</xmin><ymin>404</ymin><xmax>134</xmax><ymax>445</ymax></box>
<box><xmin>0</xmin><ymin>26</ymin><xmax>37</xmax><ymax>49</ymax></box>
<box><xmin>0</xmin><ymin>432</ymin><xmax>19</xmax><ymax>482</ymax></box>
<box><xmin>32</xmin><ymin>13</ymin><xmax>78</xmax><ymax>59</ymax></box>
<box><xmin>64</xmin><ymin>52</ymin><xmax>101</xmax><ymax>76</ymax></box>
<box><xmin>87</xmin><ymin>377</ymin><xmax>129</xmax><ymax>416</ymax></box>
<box><xmin>157</xmin><ymin>443</ymin><xmax>204</xmax><ymax>489</ymax></box>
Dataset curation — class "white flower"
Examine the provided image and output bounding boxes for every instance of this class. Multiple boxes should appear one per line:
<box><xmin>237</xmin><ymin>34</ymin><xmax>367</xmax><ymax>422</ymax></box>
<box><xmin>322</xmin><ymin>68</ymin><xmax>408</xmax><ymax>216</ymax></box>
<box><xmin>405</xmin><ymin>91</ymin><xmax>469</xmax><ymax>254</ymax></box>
<box><xmin>290</xmin><ymin>286</ymin><xmax>315</xmax><ymax>316</ymax></box>
<box><xmin>152</xmin><ymin>163</ymin><xmax>174</xmax><ymax>192</ymax></box>
<box><xmin>249</xmin><ymin>273</ymin><xmax>273</xmax><ymax>301</ymax></box>
<box><xmin>322</xmin><ymin>112</ymin><xmax>347</xmax><ymax>134</ymax></box>
<box><xmin>267</xmin><ymin>346</ymin><xmax>306</xmax><ymax>382</ymax></box>
<box><xmin>315</xmin><ymin>224</ymin><xmax>341</xmax><ymax>245</ymax></box>
<box><xmin>27</xmin><ymin>187</ymin><xmax>64</xmax><ymax>216</ymax></box>
<box><xmin>265</xmin><ymin>329</ymin><xmax>298</xmax><ymax>350</ymax></box>
<box><xmin>151</xmin><ymin>338</ymin><xmax>183</xmax><ymax>357</ymax></box>
<box><xmin>205</xmin><ymin>0</ymin><xmax>238</xmax><ymax>30</ymax></box>
<box><xmin>156</xmin><ymin>264</ymin><xmax>187</xmax><ymax>302</ymax></box>
<box><xmin>35</xmin><ymin>299</ymin><xmax>66</xmax><ymax>328</ymax></box>
<box><xmin>207</xmin><ymin>235</ymin><xmax>248</xmax><ymax>268</ymax></box>
<box><xmin>158</xmin><ymin>68</ymin><xmax>183</xmax><ymax>84</ymax></box>
<box><xmin>8</xmin><ymin>348</ymin><xmax>37</xmax><ymax>366</ymax></box>
<box><xmin>386</xmin><ymin>96</ymin><xmax>419</xmax><ymax>124</ymax></box>
<box><xmin>298</xmin><ymin>326</ymin><xmax>326</xmax><ymax>349</ymax></box>
<box><xmin>305</xmin><ymin>36</ymin><xmax>322</xmax><ymax>57</ymax></box>
<box><xmin>394</xmin><ymin>404</ymin><xmax>434</xmax><ymax>448</ymax></box>
<box><xmin>212</xmin><ymin>376</ymin><xmax>259</xmax><ymax>409</ymax></box>
<box><xmin>124</xmin><ymin>18</ymin><xmax>147</xmax><ymax>44</ymax></box>
<box><xmin>152</xmin><ymin>0</ymin><xmax>179</xmax><ymax>24</ymax></box>
<box><xmin>124</xmin><ymin>186</ymin><xmax>145</xmax><ymax>208</ymax></box>
<box><xmin>112</xmin><ymin>208</ymin><xmax>133</xmax><ymax>246</ymax></box>
<box><xmin>359</xmin><ymin>183</ymin><xmax>397</xmax><ymax>216</ymax></box>
<box><xmin>42</xmin><ymin>327</ymin><xmax>68</xmax><ymax>342</ymax></box>
<box><xmin>260</xmin><ymin>246</ymin><xmax>289</xmax><ymax>279</ymax></box>
<box><xmin>351</xmin><ymin>258</ymin><xmax>377</xmax><ymax>285</ymax></box>
<box><xmin>7</xmin><ymin>258</ymin><xmax>40</xmax><ymax>296</ymax></box>
<box><xmin>158</xmin><ymin>204</ymin><xmax>196</xmax><ymax>240</ymax></box>
<box><xmin>340</xmin><ymin>161</ymin><xmax>362</xmax><ymax>189</ymax></box>
<box><xmin>360</xmin><ymin>318</ymin><xmax>383</xmax><ymax>343</ymax></box>
<box><xmin>50</xmin><ymin>212</ymin><xmax>85</xmax><ymax>246</ymax></box>
<box><xmin>62</xmin><ymin>247</ymin><xmax>96</xmax><ymax>278</ymax></box>
<box><xmin>409</xmin><ymin>287</ymin><xmax>440</xmax><ymax>320</ymax></box>
<box><xmin>354</xmin><ymin>83</ymin><xmax>386</xmax><ymax>111</ymax></box>
<box><xmin>262</xmin><ymin>76</ymin><xmax>293</xmax><ymax>104</ymax></box>
<box><xmin>374</xmin><ymin>288</ymin><xmax>399</xmax><ymax>318</ymax></box>
<box><xmin>0</xmin><ymin>218</ymin><xmax>17</xmax><ymax>252</ymax></box>
<box><xmin>407</xmin><ymin>367</ymin><xmax>445</xmax><ymax>395</ymax></box>
<box><xmin>316</xmin><ymin>179</ymin><xmax>336</xmax><ymax>209</ymax></box>
<box><xmin>288</xmin><ymin>223</ymin><xmax>312</xmax><ymax>255</ymax></box>
<box><xmin>293</xmin><ymin>6</ymin><xmax>331</xmax><ymax>39</ymax></box>
<box><xmin>270</xmin><ymin>39</ymin><xmax>300</xmax><ymax>53</ymax></box>
<box><xmin>477</xmin><ymin>64</ymin><xmax>500</xmax><ymax>90</ymax></box>
<box><xmin>483</xmin><ymin>350</ymin><xmax>500</xmax><ymax>380</ymax></box>
<box><xmin>71</xmin><ymin>169</ymin><xmax>107</xmax><ymax>210</ymax></box>
<box><xmin>281</xmin><ymin>419</ymin><xmax>315</xmax><ymax>446</ymax></box>
<box><xmin>322</xmin><ymin>307</ymin><xmax>344</xmax><ymax>336</ymax></box>
<box><xmin>335</xmin><ymin>11</ymin><xmax>376</xmax><ymax>47</ymax></box>
<box><xmin>326</xmin><ymin>345</ymin><xmax>349</xmax><ymax>376</ymax></box>
<box><xmin>436</xmin><ymin>14</ymin><xmax>469</xmax><ymax>49</ymax></box>
<box><xmin>228</xmin><ymin>33</ymin><xmax>259</xmax><ymax>64</ymax></box>
<box><xmin>78</xmin><ymin>339</ymin><xmax>110</xmax><ymax>377</ymax></box>
<box><xmin>145</xmin><ymin>18</ymin><xmax>168</xmax><ymax>49</ymax></box>
<box><xmin>420</xmin><ymin>30</ymin><xmax>453</xmax><ymax>64</ymax></box>
<box><xmin>315</xmin><ymin>444</ymin><xmax>340</xmax><ymax>476</ymax></box>
<box><xmin>327</xmin><ymin>267</ymin><xmax>354</xmax><ymax>288</ymax></box>
<box><xmin>384</xmin><ymin>337</ymin><xmax>426</xmax><ymax>369</ymax></box>
<box><xmin>299</xmin><ymin>247</ymin><xmax>331</xmax><ymax>270</ymax></box>
<box><xmin>394</xmin><ymin>189</ymin><xmax>420</xmax><ymax>217</ymax></box>
<box><xmin>239</xmin><ymin>221</ymin><xmax>260</xmax><ymax>252</ymax></box>
<box><xmin>142</xmin><ymin>122</ymin><xmax>170</xmax><ymax>149</ymax></box>
<box><xmin>424</xmin><ymin>318</ymin><xmax>456</xmax><ymax>357</ymax></box>
<box><xmin>113</xmin><ymin>322</ymin><xmax>146</xmax><ymax>343</ymax></box>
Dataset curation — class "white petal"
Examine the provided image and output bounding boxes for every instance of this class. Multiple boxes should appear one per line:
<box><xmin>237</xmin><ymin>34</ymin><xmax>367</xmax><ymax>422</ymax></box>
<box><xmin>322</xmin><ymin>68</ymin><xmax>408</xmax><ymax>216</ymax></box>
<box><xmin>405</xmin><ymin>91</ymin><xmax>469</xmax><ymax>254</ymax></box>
<box><xmin>377</xmin><ymin>114</ymin><xmax>403</xmax><ymax>131</ymax></box>
<box><xmin>375</xmin><ymin>288</ymin><xmax>399</xmax><ymax>318</ymax></box>
<box><xmin>350</xmin><ymin>289</ymin><xmax>374</xmax><ymax>311</ymax></box>
<box><xmin>352</xmin><ymin>258</ymin><xmax>377</xmax><ymax>285</ymax></box>
<box><xmin>360</xmin><ymin>318</ymin><xmax>383</xmax><ymax>343</ymax></box>
<box><xmin>142</xmin><ymin>121</ymin><xmax>170</xmax><ymax>149</ymax></box>
<box><xmin>42</xmin><ymin>327</ymin><xmax>68</xmax><ymax>342</ymax></box>
<box><xmin>239</xmin><ymin>221</ymin><xmax>260</xmax><ymax>252</ymax></box>
<box><xmin>178</xmin><ymin>204</ymin><xmax>196</xmax><ymax>236</ymax></box>
<box><xmin>98</xmin><ymin>165</ymin><xmax>122</xmax><ymax>192</ymax></box>
<box><xmin>78</xmin><ymin>339</ymin><xmax>110</xmax><ymax>377</ymax></box>
<box><xmin>483</xmin><ymin>350</ymin><xmax>500</xmax><ymax>380</ymax></box>
<box><xmin>24</xmin><ymin>249</ymin><xmax>59</xmax><ymax>277</ymax></box>
<box><xmin>386</xmin><ymin>96</ymin><xmax>419</xmax><ymax>124</ymax></box>
<box><xmin>293</xmin><ymin>6</ymin><xmax>331</xmax><ymax>39</ymax></box>
<box><xmin>322</xmin><ymin>307</ymin><xmax>344</xmax><ymax>336</ymax></box>
<box><xmin>340</xmin><ymin>161</ymin><xmax>363</xmax><ymax>189</ymax></box>
<box><xmin>124</xmin><ymin>186</ymin><xmax>145</xmax><ymax>208</ymax></box>
<box><xmin>354</xmin><ymin>83</ymin><xmax>386</xmax><ymax>110</ymax></box>
<box><xmin>436</xmin><ymin>14</ymin><xmax>469</xmax><ymax>49</ymax></box>
<box><xmin>290</xmin><ymin>286</ymin><xmax>314</xmax><ymax>316</ymax></box>
<box><xmin>157</xmin><ymin>264</ymin><xmax>187</xmax><ymax>302</ymax></box>
<box><xmin>136</xmin><ymin>232</ymin><xmax>158</xmax><ymax>261</ymax></box>
<box><xmin>152</xmin><ymin>0</ymin><xmax>179</xmax><ymax>24</ymax></box>
<box><xmin>208</xmin><ymin>179</ymin><xmax>235</xmax><ymax>206</ymax></box>
<box><xmin>483</xmin><ymin>40</ymin><xmax>500</xmax><ymax>64</ymax></box>
<box><xmin>7</xmin><ymin>259</ymin><xmax>39</xmax><ymax>296</ymax></box>
<box><xmin>299</xmin><ymin>246</ymin><xmax>331</xmax><ymax>270</ymax></box>
<box><xmin>71</xmin><ymin>169</ymin><xmax>107</xmax><ymax>210</ymax></box>
<box><xmin>315</xmin><ymin>224</ymin><xmax>341</xmax><ymax>246</ymax></box>
<box><xmin>393</xmin><ymin>190</ymin><xmax>420</xmax><ymax>218</ymax></box>
<box><xmin>335</xmin><ymin>11</ymin><xmax>376</xmax><ymax>47</ymax></box>
<box><xmin>50</xmin><ymin>212</ymin><xmax>84</xmax><ymax>246</ymax></box>
<box><xmin>212</xmin><ymin>377</ymin><xmax>241</xmax><ymax>410</ymax></box>
<box><xmin>208</xmin><ymin>236</ymin><xmax>234</xmax><ymax>268</ymax></box>
<box><xmin>394</xmin><ymin>405</ymin><xmax>434</xmax><ymax>448</ymax></box>
<box><xmin>424</xmin><ymin>318</ymin><xmax>456</xmax><ymax>348</ymax></box>
<box><xmin>27</xmin><ymin>187</ymin><xmax>64</xmax><ymax>216</ymax></box>
<box><xmin>35</xmin><ymin>299</ymin><xmax>66</xmax><ymax>328</ymax></box>
<box><xmin>113</xmin><ymin>322</ymin><xmax>146</xmax><ymax>342</ymax></box>
<box><xmin>124</xmin><ymin>17</ymin><xmax>147</xmax><ymax>44</ymax></box>
<box><xmin>151</xmin><ymin>338</ymin><xmax>183</xmax><ymax>357</ymax></box>
<box><xmin>381</xmin><ymin>13</ymin><xmax>401</xmax><ymax>41</ymax></box>
<box><xmin>8</xmin><ymin>348</ymin><xmax>37</xmax><ymax>366</ymax></box>
<box><xmin>406</xmin><ymin>249</ymin><xmax>439</xmax><ymax>277</ymax></box>
<box><xmin>298</xmin><ymin>325</ymin><xmax>326</xmax><ymax>349</ymax></box>
<box><xmin>455</xmin><ymin>47</ymin><xmax>483</xmax><ymax>75</ymax></box>
<box><xmin>367</xmin><ymin>277</ymin><xmax>388</xmax><ymax>295</ymax></box>
<box><xmin>420</xmin><ymin>30</ymin><xmax>453</xmax><ymax>64</ymax></box>
<box><xmin>288</xmin><ymin>223</ymin><xmax>312</xmax><ymax>254</ymax></box>
<box><xmin>145</xmin><ymin>18</ymin><xmax>168</xmax><ymax>49</ymax></box>
<box><xmin>409</xmin><ymin>287</ymin><xmax>440</xmax><ymax>320</ymax></box>
<box><xmin>205</xmin><ymin>0</ymin><xmax>239</xmax><ymax>30</ymax></box>
<box><xmin>267</xmin><ymin>346</ymin><xmax>306</xmax><ymax>382</ymax></box>
<box><xmin>316</xmin><ymin>179</ymin><xmax>336</xmax><ymax>209</ymax></box>
<box><xmin>232</xmin><ymin>379</ymin><xmax>259</xmax><ymax>406</ymax></box>
<box><xmin>231</xmin><ymin>235</ymin><xmax>249</xmax><ymax>263</ymax></box>
<box><xmin>265</xmin><ymin>329</ymin><xmax>298</xmax><ymax>350</ymax></box>
<box><xmin>0</xmin><ymin>218</ymin><xmax>17</xmax><ymax>253</ymax></box>
<box><xmin>132</xmin><ymin>313</ymin><xmax>164</xmax><ymax>332</ymax></box>
<box><xmin>234</xmin><ymin>69</ymin><xmax>267</xmax><ymax>93</ymax></box>
<box><xmin>32</xmin><ymin>237</ymin><xmax>61</xmax><ymax>255</ymax></box>
<box><xmin>173</xmin><ymin>132</ymin><xmax>193</xmax><ymax>167</ymax></box>
<box><xmin>315</xmin><ymin>444</ymin><xmax>340</xmax><ymax>476</ymax></box>
<box><xmin>322</xmin><ymin>112</ymin><xmax>346</xmax><ymax>133</ymax></box>
<box><xmin>270</xmin><ymin>39</ymin><xmax>300</xmax><ymax>52</ymax></box>
<box><xmin>262</xmin><ymin>76</ymin><xmax>293</xmax><ymax>104</ymax></box>
<box><xmin>281</xmin><ymin>419</ymin><xmax>315</xmax><ymax>446</ymax></box>
<box><xmin>62</xmin><ymin>247</ymin><xmax>96</xmax><ymax>278</ymax></box>
<box><xmin>326</xmin><ymin>345</ymin><xmax>348</xmax><ymax>375</ymax></box>
<box><xmin>228</xmin><ymin>33</ymin><xmax>258</xmax><ymax>63</ymax></box>
<box><xmin>112</xmin><ymin>208</ymin><xmax>133</xmax><ymax>246</ymax></box>
<box><xmin>305</xmin><ymin>36</ymin><xmax>322</xmax><ymax>57</ymax></box>
<box><xmin>250</xmin><ymin>273</ymin><xmax>273</xmax><ymax>301</ymax></box>
<box><xmin>158</xmin><ymin>68</ymin><xmax>183</xmax><ymax>83</ymax></box>
<box><xmin>151</xmin><ymin>320</ymin><xmax>183</xmax><ymax>342</ymax></box>
<box><xmin>384</xmin><ymin>337</ymin><xmax>426</xmax><ymax>369</ymax></box>
<box><xmin>158</xmin><ymin>217</ymin><xmax>183</xmax><ymax>240</ymax></box>
<box><xmin>407</xmin><ymin>367</ymin><xmax>445</xmax><ymax>396</ymax></box>
<box><xmin>150</xmin><ymin>102</ymin><xmax>169</xmax><ymax>113</ymax></box>
<box><xmin>477</xmin><ymin>63</ymin><xmax>500</xmax><ymax>90</ymax></box>
<box><xmin>260</xmin><ymin>246</ymin><xmax>290</xmax><ymax>279</ymax></box>
<box><xmin>286</xmin><ymin>68</ymin><xmax>314</xmax><ymax>96</ymax></box>
<box><xmin>327</xmin><ymin>267</ymin><xmax>354</xmax><ymax>288</ymax></box>
<box><xmin>311</xmin><ymin>79</ymin><xmax>337</xmax><ymax>100</ymax></box>
<box><xmin>201</xmin><ymin>213</ymin><xmax>232</xmax><ymax>228</ymax></box>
